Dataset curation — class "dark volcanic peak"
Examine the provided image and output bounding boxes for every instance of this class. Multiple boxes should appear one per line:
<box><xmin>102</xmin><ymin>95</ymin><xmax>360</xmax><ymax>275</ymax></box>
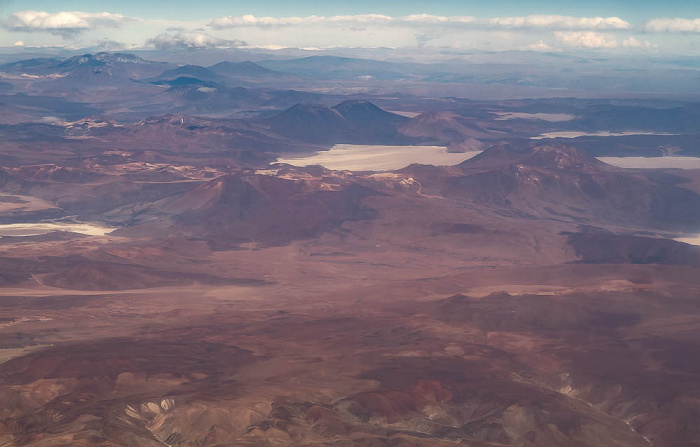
<box><xmin>264</xmin><ymin>100</ymin><xmax>409</xmax><ymax>144</ymax></box>
<box><xmin>461</xmin><ymin>142</ymin><xmax>607</xmax><ymax>172</ymax></box>
<box><xmin>270</xmin><ymin>103</ymin><xmax>347</xmax><ymax>127</ymax></box>
<box><xmin>209</xmin><ymin>60</ymin><xmax>280</xmax><ymax>77</ymax></box>
<box><xmin>152</xmin><ymin>64</ymin><xmax>224</xmax><ymax>83</ymax></box>
<box><xmin>332</xmin><ymin>100</ymin><xmax>408</xmax><ymax>126</ymax></box>
<box><xmin>263</xmin><ymin>103</ymin><xmax>346</xmax><ymax>143</ymax></box>
<box><xmin>286</xmin><ymin>103</ymin><xmax>343</xmax><ymax>119</ymax></box>
<box><xmin>332</xmin><ymin>99</ymin><xmax>387</xmax><ymax>115</ymax></box>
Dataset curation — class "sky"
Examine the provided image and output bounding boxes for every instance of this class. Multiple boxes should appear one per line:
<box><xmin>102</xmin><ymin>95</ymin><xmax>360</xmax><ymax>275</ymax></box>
<box><xmin>0</xmin><ymin>0</ymin><xmax>698</xmax><ymax>55</ymax></box>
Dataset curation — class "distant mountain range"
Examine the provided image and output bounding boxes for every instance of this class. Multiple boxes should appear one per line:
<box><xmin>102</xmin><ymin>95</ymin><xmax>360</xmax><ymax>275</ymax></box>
<box><xmin>0</xmin><ymin>53</ymin><xmax>301</xmax><ymax>91</ymax></box>
<box><xmin>149</xmin><ymin>60</ymin><xmax>301</xmax><ymax>87</ymax></box>
<box><xmin>0</xmin><ymin>52</ymin><xmax>169</xmax><ymax>89</ymax></box>
<box><xmin>255</xmin><ymin>55</ymin><xmax>412</xmax><ymax>81</ymax></box>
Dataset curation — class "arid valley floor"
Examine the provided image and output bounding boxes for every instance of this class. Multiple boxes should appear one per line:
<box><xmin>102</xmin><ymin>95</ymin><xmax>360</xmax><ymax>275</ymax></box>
<box><xmin>0</xmin><ymin>50</ymin><xmax>699</xmax><ymax>447</ymax></box>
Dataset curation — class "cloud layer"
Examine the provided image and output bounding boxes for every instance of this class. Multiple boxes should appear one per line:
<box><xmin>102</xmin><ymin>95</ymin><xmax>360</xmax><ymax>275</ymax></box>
<box><xmin>622</xmin><ymin>37</ymin><xmax>657</xmax><ymax>49</ymax></box>
<box><xmin>642</xmin><ymin>18</ymin><xmax>700</xmax><ymax>33</ymax></box>
<box><xmin>146</xmin><ymin>31</ymin><xmax>245</xmax><ymax>50</ymax></box>
<box><xmin>210</xmin><ymin>13</ymin><xmax>631</xmax><ymax>31</ymax></box>
<box><xmin>0</xmin><ymin>10</ymin><xmax>693</xmax><ymax>54</ymax></box>
<box><xmin>554</xmin><ymin>31</ymin><xmax>618</xmax><ymax>48</ymax></box>
<box><xmin>2</xmin><ymin>10</ymin><xmax>136</xmax><ymax>36</ymax></box>
<box><xmin>488</xmin><ymin>15</ymin><xmax>630</xmax><ymax>30</ymax></box>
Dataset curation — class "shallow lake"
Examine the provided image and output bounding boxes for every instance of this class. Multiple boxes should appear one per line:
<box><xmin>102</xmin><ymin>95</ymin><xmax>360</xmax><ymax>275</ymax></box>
<box><xmin>598</xmin><ymin>156</ymin><xmax>700</xmax><ymax>169</ymax></box>
<box><xmin>0</xmin><ymin>222</ymin><xmax>114</xmax><ymax>237</ymax></box>
<box><xmin>493</xmin><ymin>112</ymin><xmax>575</xmax><ymax>122</ymax></box>
<box><xmin>532</xmin><ymin>131</ymin><xmax>673</xmax><ymax>139</ymax></box>
<box><xmin>276</xmin><ymin>144</ymin><xmax>481</xmax><ymax>171</ymax></box>
<box><xmin>674</xmin><ymin>234</ymin><xmax>700</xmax><ymax>246</ymax></box>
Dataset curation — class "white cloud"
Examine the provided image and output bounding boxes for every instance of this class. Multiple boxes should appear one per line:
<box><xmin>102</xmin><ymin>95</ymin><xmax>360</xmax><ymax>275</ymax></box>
<box><xmin>403</xmin><ymin>14</ymin><xmax>475</xmax><ymax>24</ymax></box>
<box><xmin>146</xmin><ymin>31</ymin><xmax>245</xmax><ymax>49</ymax></box>
<box><xmin>209</xmin><ymin>14</ymin><xmax>627</xmax><ymax>31</ymax></box>
<box><xmin>3</xmin><ymin>10</ymin><xmax>695</xmax><ymax>54</ymax></box>
<box><xmin>642</xmin><ymin>18</ymin><xmax>700</xmax><ymax>33</ymax></box>
<box><xmin>489</xmin><ymin>15</ymin><xmax>631</xmax><ymax>30</ymax></box>
<box><xmin>13</xmin><ymin>40</ymin><xmax>24</xmax><ymax>46</ymax></box>
<box><xmin>527</xmin><ymin>40</ymin><xmax>551</xmax><ymax>51</ymax></box>
<box><xmin>202</xmin><ymin>15</ymin><xmax>643</xmax><ymax>52</ymax></box>
<box><xmin>622</xmin><ymin>36</ymin><xmax>658</xmax><ymax>49</ymax></box>
<box><xmin>210</xmin><ymin>14</ymin><xmax>394</xmax><ymax>28</ymax></box>
<box><xmin>249</xmin><ymin>44</ymin><xmax>287</xmax><ymax>50</ymax></box>
<box><xmin>93</xmin><ymin>38</ymin><xmax>128</xmax><ymax>51</ymax></box>
<box><xmin>554</xmin><ymin>31</ymin><xmax>618</xmax><ymax>48</ymax></box>
<box><xmin>1</xmin><ymin>10</ymin><xmax>137</xmax><ymax>36</ymax></box>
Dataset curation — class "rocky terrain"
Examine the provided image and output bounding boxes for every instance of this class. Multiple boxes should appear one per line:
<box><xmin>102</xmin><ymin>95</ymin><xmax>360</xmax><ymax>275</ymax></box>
<box><xmin>0</xmin><ymin>51</ymin><xmax>699</xmax><ymax>447</ymax></box>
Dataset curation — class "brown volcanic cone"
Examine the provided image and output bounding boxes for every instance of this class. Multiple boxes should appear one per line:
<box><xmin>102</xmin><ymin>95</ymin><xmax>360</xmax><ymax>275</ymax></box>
<box><xmin>158</xmin><ymin>170</ymin><xmax>380</xmax><ymax>247</ymax></box>
<box><xmin>461</xmin><ymin>142</ymin><xmax>606</xmax><ymax>171</ymax></box>
<box><xmin>433</xmin><ymin>143</ymin><xmax>700</xmax><ymax>229</ymax></box>
<box><xmin>399</xmin><ymin>110</ymin><xmax>503</xmax><ymax>147</ymax></box>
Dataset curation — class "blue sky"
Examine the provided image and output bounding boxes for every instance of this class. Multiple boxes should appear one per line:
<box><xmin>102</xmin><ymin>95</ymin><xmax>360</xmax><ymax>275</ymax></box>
<box><xmin>0</xmin><ymin>0</ymin><xmax>698</xmax><ymax>54</ymax></box>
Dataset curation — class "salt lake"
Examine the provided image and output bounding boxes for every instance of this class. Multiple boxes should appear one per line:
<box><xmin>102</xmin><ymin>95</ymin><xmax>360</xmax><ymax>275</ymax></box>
<box><xmin>276</xmin><ymin>144</ymin><xmax>481</xmax><ymax>171</ymax></box>
<box><xmin>675</xmin><ymin>235</ymin><xmax>700</xmax><ymax>246</ymax></box>
<box><xmin>598</xmin><ymin>156</ymin><xmax>700</xmax><ymax>169</ymax></box>
<box><xmin>493</xmin><ymin>112</ymin><xmax>576</xmax><ymax>122</ymax></box>
<box><xmin>0</xmin><ymin>222</ymin><xmax>114</xmax><ymax>237</ymax></box>
<box><xmin>532</xmin><ymin>131</ymin><xmax>673</xmax><ymax>139</ymax></box>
